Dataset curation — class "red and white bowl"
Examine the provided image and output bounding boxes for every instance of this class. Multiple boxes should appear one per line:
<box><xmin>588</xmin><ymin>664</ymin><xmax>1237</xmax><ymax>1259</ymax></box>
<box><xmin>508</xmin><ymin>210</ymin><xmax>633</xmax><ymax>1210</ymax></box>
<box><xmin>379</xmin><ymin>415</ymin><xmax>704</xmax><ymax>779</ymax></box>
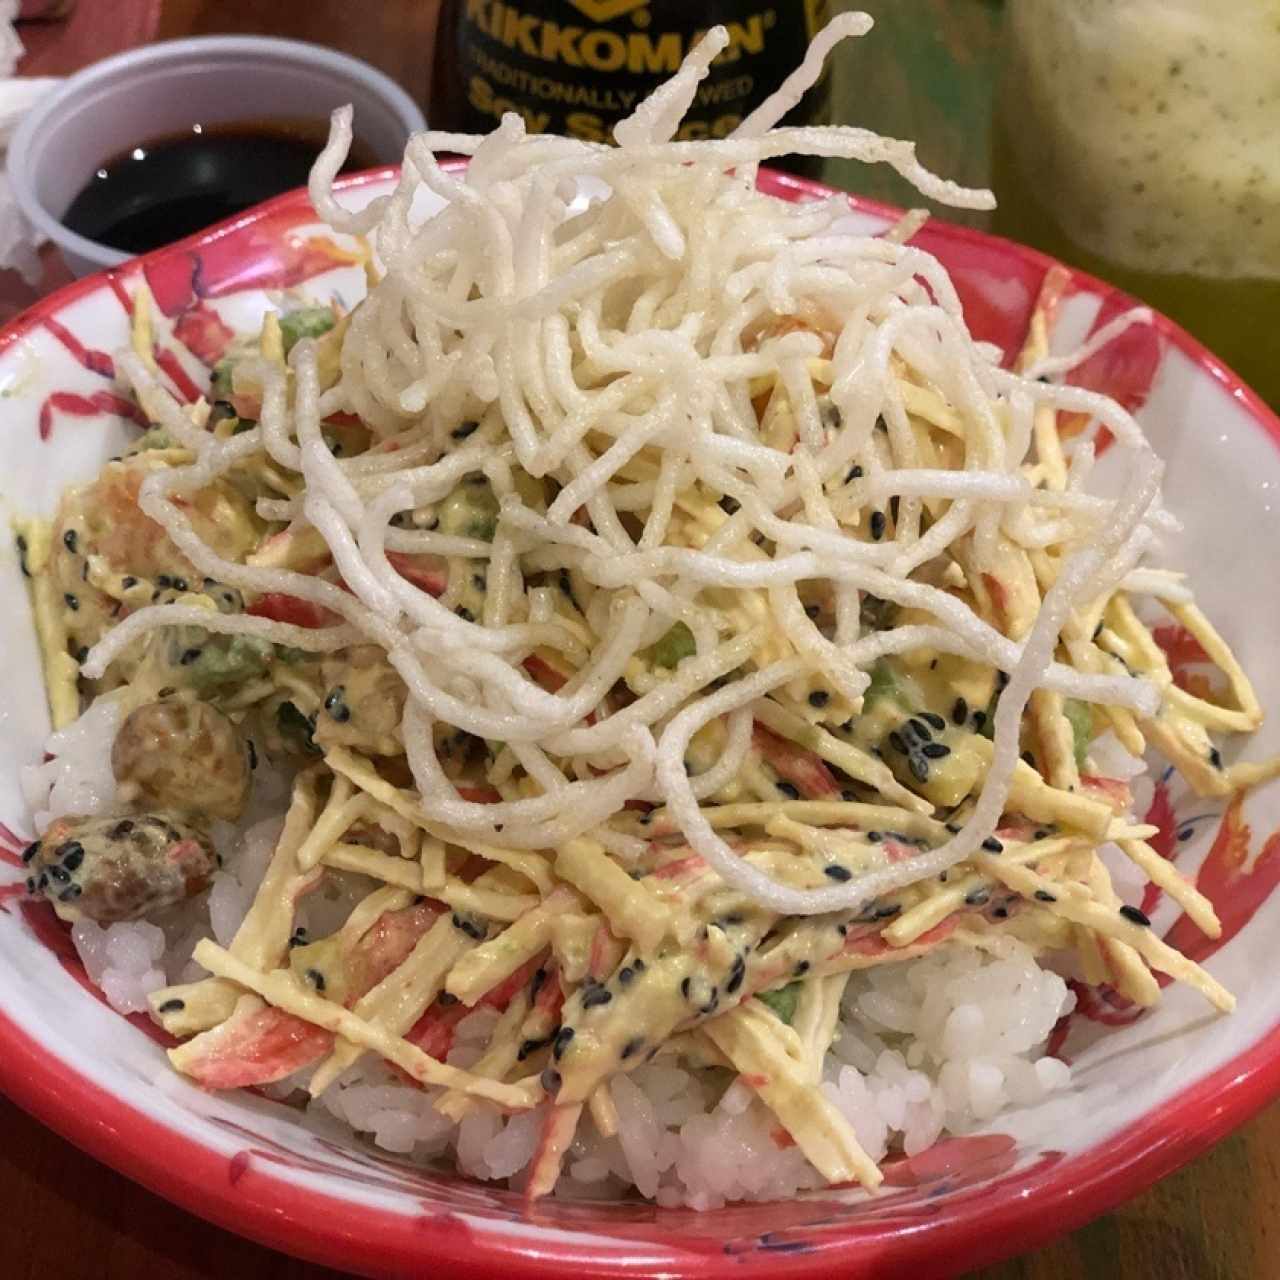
<box><xmin>0</xmin><ymin>168</ymin><xmax>1278</xmax><ymax>1278</ymax></box>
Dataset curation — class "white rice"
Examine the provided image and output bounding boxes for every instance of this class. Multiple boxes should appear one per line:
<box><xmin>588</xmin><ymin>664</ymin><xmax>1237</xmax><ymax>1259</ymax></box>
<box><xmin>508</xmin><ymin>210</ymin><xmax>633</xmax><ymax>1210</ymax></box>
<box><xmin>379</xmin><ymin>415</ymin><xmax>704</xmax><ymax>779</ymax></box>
<box><xmin>20</xmin><ymin>691</ymin><xmax>126</xmax><ymax>834</ymax></box>
<box><xmin>34</xmin><ymin>702</ymin><xmax>1082</xmax><ymax>1205</ymax></box>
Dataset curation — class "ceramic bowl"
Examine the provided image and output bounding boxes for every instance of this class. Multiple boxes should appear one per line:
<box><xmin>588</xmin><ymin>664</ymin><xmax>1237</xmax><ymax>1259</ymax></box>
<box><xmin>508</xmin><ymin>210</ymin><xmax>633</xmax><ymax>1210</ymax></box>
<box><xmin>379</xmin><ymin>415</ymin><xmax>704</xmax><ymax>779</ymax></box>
<box><xmin>0</xmin><ymin>168</ymin><xmax>1278</xmax><ymax>1278</ymax></box>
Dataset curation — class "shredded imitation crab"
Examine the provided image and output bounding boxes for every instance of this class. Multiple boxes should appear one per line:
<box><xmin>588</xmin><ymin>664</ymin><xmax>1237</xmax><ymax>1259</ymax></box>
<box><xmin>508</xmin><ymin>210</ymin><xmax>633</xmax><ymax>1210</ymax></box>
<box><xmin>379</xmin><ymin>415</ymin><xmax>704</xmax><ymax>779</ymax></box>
<box><xmin>27</xmin><ymin>15</ymin><xmax>1277</xmax><ymax>1198</ymax></box>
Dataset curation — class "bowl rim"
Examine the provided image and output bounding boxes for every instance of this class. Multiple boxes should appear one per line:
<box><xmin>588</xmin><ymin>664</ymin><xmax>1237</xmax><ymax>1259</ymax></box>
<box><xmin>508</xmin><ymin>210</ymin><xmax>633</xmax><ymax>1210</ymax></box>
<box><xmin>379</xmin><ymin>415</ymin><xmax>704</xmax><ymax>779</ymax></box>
<box><xmin>0</xmin><ymin>163</ymin><xmax>1278</xmax><ymax>1278</ymax></box>
<box><xmin>5</xmin><ymin>34</ymin><xmax>426</xmax><ymax>274</ymax></box>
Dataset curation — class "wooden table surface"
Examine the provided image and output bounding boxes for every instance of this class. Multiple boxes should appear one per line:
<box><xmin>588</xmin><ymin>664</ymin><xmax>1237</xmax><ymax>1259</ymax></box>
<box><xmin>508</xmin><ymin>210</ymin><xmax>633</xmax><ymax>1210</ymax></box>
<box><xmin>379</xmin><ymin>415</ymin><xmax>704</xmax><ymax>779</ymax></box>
<box><xmin>7</xmin><ymin>2</ymin><xmax>1277</xmax><ymax>1278</ymax></box>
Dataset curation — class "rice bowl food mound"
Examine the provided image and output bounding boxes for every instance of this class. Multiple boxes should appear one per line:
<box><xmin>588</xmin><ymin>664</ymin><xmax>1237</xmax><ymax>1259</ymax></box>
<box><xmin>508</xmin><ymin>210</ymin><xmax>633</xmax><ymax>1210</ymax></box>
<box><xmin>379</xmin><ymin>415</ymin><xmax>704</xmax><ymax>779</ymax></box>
<box><xmin>14</xmin><ymin>13</ymin><xmax>1278</xmax><ymax>1210</ymax></box>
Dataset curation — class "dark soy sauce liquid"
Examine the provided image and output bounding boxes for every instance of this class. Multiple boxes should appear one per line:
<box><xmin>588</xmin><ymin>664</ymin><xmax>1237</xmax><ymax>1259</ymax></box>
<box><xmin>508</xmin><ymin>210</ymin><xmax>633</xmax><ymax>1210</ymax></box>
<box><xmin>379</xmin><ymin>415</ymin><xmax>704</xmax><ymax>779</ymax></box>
<box><xmin>62</xmin><ymin>119</ymin><xmax>379</xmax><ymax>255</ymax></box>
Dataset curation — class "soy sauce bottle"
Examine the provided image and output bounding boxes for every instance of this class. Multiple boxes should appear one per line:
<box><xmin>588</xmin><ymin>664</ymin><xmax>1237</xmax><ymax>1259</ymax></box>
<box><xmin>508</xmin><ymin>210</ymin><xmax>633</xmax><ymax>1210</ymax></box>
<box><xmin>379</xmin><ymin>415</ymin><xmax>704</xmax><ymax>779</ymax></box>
<box><xmin>430</xmin><ymin>0</ymin><xmax>831</xmax><ymax>160</ymax></box>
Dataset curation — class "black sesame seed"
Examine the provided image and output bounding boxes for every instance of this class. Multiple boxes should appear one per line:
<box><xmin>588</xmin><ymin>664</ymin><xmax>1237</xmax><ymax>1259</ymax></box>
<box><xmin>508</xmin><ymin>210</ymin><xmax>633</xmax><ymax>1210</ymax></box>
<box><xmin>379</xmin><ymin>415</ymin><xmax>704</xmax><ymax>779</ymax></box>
<box><xmin>451</xmin><ymin>420</ymin><xmax>479</xmax><ymax>440</ymax></box>
<box><xmin>156</xmin><ymin>574</ymin><xmax>172</xmax><ymax>588</ymax></box>
<box><xmin>450</xmin><ymin>913</ymin><xmax>487</xmax><ymax>941</ymax></box>
<box><xmin>922</xmin><ymin>742</ymin><xmax>951</xmax><ymax>759</ymax></box>
<box><xmin>972</xmin><ymin>710</ymin><xmax>987</xmax><ymax>730</ymax></box>
<box><xmin>775</xmin><ymin>780</ymin><xmax>800</xmax><ymax>800</ymax></box>
<box><xmin>888</xmin><ymin>731</ymin><xmax>907</xmax><ymax>754</ymax></box>
<box><xmin>909</xmin><ymin>756</ymin><xmax>930</xmax><ymax>783</ymax></box>
<box><xmin>1120</xmin><ymin>904</ymin><xmax>1152</xmax><ymax>927</ymax></box>
<box><xmin>21</xmin><ymin>841</ymin><xmax>38</xmax><ymax>864</ymax></box>
<box><xmin>247</xmin><ymin>739</ymin><xmax>258</xmax><ymax>771</ymax></box>
<box><xmin>808</xmin><ymin>690</ymin><xmax>829</xmax><ymax>708</ymax></box>
<box><xmin>680</xmin><ymin>976</ymin><xmax>692</xmax><ymax>999</ymax></box>
<box><xmin>620</xmin><ymin>1037</ymin><xmax>644</xmax><ymax>1060</ymax></box>
<box><xmin>875</xmin><ymin>903</ymin><xmax>902</xmax><ymax>919</ymax></box>
<box><xmin>305</xmin><ymin>969</ymin><xmax>326</xmax><ymax>992</ymax></box>
<box><xmin>324</xmin><ymin>686</ymin><xmax>351</xmax><ymax>722</ymax></box>
<box><xmin>846</xmin><ymin>463</ymin><xmax>864</xmax><ymax>483</ymax></box>
<box><xmin>920</xmin><ymin>712</ymin><xmax>945</xmax><ymax>731</ymax></box>
<box><xmin>530</xmin><ymin>967</ymin><xmax>547</xmax><ymax>998</ymax></box>
<box><xmin>908</xmin><ymin>718</ymin><xmax>932</xmax><ymax>741</ymax></box>
<box><xmin>1209</xmin><ymin>748</ymin><xmax>1223</xmax><ymax>769</ymax></box>
<box><xmin>632</xmin><ymin>958</ymin><xmax>646</xmax><ymax>973</ymax></box>
<box><xmin>55</xmin><ymin>840</ymin><xmax>84</xmax><ymax>863</ymax></box>
<box><xmin>62</xmin><ymin>529</ymin><xmax>78</xmax><ymax>553</ymax></box>
<box><xmin>949</xmin><ymin>697</ymin><xmax>969</xmax><ymax>727</ymax></box>
<box><xmin>63</xmin><ymin>592</ymin><xmax>79</xmax><ymax>611</ymax></box>
<box><xmin>965</xmin><ymin>889</ymin><xmax>990</xmax><ymax>907</ymax></box>
<box><xmin>47</xmin><ymin>864</ymin><xmax>70</xmax><ymax>884</ymax></box>
<box><xmin>540</xmin><ymin>1067</ymin><xmax>562</xmax><ymax>1093</ymax></box>
<box><xmin>725</xmin><ymin>956</ymin><xmax>746</xmax><ymax>994</ymax></box>
<box><xmin>1034</xmin><ymin>889</ymin><xmax>1057</xmax><ymax>903</ymax></box>
<box><xmin>60</xmin><ymin>845</ymin><xmax>84</xmax><ymax>872</ymax></box>
<box><xmin>869</xmin><ymin>510</ymin><xmax>886</xmax><ymax>541</ymax></box>
<box><xmin>553</xmin><ymin>1026</ymin><xmax>575</xmax><ymax>1060</ymax></box>
<box><xmin>824</xmin><ymin>864</ymin><xmax>852</xmax><ymax>882</ymax></box>
<box><xmin>867</xmin><ymin>831</ymin><xmax>883</xmax><ymax>843</ymax></box>
<box><xmin>982</xmin><ymin>837</ymin><xmax>1004</xmax><ymax>853</ymax></box>
<box><xmin>582</xmin><ymin>986</ymin><xmax>613</xmax><ymax>1009</ymax></box>
<box><xmin>157</xmin><ymin>998</ymin><xmax>185</xmax><ymax>1014</ymax></box>
<box><xmin>1034</xmin><ymin>829</ymin><xmax>1050</xmax><ymax>840</ymax></box>
<box><xmin>794</xmin><ymin>961</ymin><xmax>810</xmax><ymax>976</ymax></box>
<box><xmin>15</xmin><ymin>533</ymin><xmax>29</xmax><ymax>577</ymax></box>
<box><xmin>617</xmin><ymin>966</ymin><xmax>635</xmax><ymax>986</ymax></box>
<box><xmin>58</xmin><ymin>884</ymin><xmax>82</xmax><ymax>902</ymax></box>
<box><xmin>173</xmin><ymin>577</ymin><xmax>188</xmax><ymax>592</ymax></box>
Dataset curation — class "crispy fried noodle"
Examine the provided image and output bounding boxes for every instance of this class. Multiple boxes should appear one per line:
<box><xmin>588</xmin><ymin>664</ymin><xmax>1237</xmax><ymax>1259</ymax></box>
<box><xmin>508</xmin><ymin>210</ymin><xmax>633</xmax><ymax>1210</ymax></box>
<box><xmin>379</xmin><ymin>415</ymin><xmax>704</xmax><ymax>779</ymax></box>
<box><xmin>22</xmin><ymin>15</ymin><xmax>1279</xmax><ymax>1201</ymax></box>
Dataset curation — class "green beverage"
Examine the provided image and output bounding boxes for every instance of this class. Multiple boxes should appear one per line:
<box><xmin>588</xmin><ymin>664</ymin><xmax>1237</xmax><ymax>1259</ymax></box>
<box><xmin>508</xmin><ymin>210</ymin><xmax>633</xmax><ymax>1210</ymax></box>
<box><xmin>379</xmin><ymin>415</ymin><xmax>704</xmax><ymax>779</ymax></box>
<box><xmin>992</xmin><ymin>1</ymin><xmax>1280</xmax><ymax>406</ymax></box>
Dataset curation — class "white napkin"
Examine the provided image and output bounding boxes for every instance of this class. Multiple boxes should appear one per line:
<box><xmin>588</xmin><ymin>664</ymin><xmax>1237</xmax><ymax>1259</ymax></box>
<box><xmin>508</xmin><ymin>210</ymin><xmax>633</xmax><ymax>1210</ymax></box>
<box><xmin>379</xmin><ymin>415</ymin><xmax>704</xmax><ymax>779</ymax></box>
<box><xmin>0</xmin><ymin>0</ymin><xmax>60</xmax><ymax>281</ymax></box>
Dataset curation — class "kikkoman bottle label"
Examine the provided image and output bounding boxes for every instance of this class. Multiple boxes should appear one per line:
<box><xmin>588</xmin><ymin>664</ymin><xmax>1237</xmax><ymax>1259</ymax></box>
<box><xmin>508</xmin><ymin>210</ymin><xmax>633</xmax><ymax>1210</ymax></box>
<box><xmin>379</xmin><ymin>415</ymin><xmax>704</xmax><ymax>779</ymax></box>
<box><xmin>440</xmin><ymin>0</ymin><xmax>831</xmax><ymax>142</ymax></box>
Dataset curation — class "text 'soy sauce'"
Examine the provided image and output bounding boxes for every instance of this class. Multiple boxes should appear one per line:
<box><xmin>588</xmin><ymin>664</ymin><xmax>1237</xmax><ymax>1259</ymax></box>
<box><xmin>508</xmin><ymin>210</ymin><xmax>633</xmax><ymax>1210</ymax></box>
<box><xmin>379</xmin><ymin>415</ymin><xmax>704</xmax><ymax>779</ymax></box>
<box><xmin>429</xmin><ymin>0</ymin><xmax>832</xmax><ymax>158</ymax></box>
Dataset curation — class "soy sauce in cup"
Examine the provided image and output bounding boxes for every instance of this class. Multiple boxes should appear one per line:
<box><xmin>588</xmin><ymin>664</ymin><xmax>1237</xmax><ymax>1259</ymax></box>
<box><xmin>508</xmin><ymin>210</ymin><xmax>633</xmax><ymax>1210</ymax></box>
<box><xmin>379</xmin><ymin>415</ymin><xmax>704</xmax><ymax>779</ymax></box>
<box><xmin>61</xmin><ymin>118</ymin><xmax>379</xmax><ymax>256</ymax></box>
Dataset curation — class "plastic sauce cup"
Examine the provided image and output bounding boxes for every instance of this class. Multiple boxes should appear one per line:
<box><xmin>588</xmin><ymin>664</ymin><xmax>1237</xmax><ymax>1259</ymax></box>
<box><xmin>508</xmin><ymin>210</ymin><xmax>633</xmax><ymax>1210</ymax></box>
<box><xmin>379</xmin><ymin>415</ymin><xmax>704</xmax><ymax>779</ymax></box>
<box><xmin>7</xmin><ymin>35</ymin><xmax>424</xmax><ymax>276</ymax></box>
